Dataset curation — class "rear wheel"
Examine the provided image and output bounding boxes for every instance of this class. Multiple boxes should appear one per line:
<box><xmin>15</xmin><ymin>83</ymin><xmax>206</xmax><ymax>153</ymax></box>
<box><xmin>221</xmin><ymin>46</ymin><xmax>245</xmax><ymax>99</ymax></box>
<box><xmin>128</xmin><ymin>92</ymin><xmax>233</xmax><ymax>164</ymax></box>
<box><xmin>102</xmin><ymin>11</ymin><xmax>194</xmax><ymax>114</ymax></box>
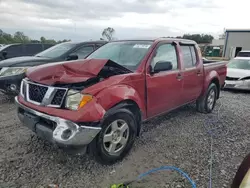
<box><xmin>89</xmin><ymin>109</ymin><xmax>137</xmax><ymax>165</ymax></box>
<box><xmin>196</xmin><ymin>83</ymin><xmax>218</xmax><ymax>113</ymax></box>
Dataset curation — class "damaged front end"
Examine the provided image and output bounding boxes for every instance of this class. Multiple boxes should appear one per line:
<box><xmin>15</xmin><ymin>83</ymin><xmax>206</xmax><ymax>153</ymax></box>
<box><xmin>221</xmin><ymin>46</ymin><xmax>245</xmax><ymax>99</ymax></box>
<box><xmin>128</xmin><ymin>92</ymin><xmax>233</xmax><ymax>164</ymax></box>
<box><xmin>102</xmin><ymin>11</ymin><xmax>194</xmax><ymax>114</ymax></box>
<box><xmin>224</xmin><ymin>76</ymin><xmax>250</xmax><ymax>90</ymax></box>
<box><xmin>16</xmin><ymin>59</ymin><xmax>132</xmax><ymax>150</ymax></box>
<box><xmin>22</xmin><ymin>59</ymin><xmax>132</xmax><ymax>108</ymax></box>
<box><xmin>15</xmin><ymin>97</ymin><xmax>101</xmax><ymax>154</ymax></box>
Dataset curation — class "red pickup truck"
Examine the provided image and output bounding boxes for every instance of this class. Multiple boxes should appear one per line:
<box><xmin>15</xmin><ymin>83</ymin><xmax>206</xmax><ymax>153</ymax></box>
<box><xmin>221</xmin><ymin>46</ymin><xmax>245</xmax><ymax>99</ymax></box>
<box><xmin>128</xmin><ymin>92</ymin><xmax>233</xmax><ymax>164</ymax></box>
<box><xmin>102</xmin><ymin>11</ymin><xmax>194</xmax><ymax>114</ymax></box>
<box><xmin>15</xmin><ymin>38</ymin><xmax>227</xmax><ymax>164</ymax></box>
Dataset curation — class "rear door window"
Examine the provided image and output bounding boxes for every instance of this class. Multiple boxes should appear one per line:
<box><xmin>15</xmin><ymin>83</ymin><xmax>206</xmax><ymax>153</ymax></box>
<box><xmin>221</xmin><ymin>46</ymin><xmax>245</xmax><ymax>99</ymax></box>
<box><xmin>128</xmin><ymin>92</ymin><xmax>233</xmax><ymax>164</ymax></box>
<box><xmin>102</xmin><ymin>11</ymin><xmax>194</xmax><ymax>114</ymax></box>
<box><xmin>180</xmin><ymin>45</ymin><xmax>197</xmax><ymax>68</ymax></box>
<box><xmin>24</xmin><ymin>44</ymin><xmax>43</xmax><ymax>56</ymax></box>
<box><xmin>190</xmin><ymin>46</ymin><xmax>197</xmax><ymax>65</ymax></box>
<box><xmin>4</xmin><ymin>44</ymin><xmax>24</xmax><ymax>58</ymax></box>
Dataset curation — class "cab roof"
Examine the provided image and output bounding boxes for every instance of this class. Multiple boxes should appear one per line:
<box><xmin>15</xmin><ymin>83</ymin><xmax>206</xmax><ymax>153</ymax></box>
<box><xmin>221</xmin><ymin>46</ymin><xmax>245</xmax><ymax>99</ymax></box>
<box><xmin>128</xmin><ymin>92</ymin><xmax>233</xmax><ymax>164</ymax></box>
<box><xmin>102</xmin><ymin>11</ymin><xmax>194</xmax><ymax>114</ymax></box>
<box><xmin>113</xmin><ymin>37</ymin><xmax>196</xmax><ymax>44</ymax></box>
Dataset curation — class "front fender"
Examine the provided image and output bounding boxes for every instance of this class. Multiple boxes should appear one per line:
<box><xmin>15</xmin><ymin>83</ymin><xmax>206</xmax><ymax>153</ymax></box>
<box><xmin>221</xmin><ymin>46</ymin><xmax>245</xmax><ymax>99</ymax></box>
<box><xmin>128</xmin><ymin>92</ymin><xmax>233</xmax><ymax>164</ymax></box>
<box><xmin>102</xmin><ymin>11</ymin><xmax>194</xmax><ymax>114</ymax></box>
<box><xmin>95</xmin><ymin>84</ymin><xmax>146</xmax><ymax>118</ymax></box>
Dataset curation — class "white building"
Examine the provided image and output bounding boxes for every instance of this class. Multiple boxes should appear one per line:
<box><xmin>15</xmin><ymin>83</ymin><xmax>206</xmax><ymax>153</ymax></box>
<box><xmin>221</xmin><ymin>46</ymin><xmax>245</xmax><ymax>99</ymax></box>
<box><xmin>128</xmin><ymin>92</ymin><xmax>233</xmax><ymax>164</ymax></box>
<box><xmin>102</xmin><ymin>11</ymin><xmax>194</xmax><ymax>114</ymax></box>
<box><xmin>223</xmin><ymin>29</ymin><xmax>250</xmax><ymax>59</ymax></box>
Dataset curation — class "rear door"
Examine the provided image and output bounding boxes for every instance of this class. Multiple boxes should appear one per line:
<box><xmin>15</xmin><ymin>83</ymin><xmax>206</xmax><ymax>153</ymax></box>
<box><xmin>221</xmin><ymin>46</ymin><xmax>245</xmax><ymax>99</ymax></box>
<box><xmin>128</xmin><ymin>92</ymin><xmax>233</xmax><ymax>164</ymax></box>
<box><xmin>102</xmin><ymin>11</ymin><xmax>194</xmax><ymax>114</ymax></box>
<box><xmin>180</xmin><ymin>44</ymin><xmax>203</xmax><ymax>103</ymax></box>
<box><xmin>146</xmin><ymin>42</ymin><xmax>183</xmax><ymax>117</ymax></box>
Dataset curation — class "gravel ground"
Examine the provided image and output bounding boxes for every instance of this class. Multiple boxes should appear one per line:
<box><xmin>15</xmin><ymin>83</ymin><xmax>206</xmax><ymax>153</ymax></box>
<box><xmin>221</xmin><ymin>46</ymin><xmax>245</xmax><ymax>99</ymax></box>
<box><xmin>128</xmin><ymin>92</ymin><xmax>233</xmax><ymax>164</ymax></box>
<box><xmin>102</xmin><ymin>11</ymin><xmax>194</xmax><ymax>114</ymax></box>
<box><xmin>0</xmin><ymin>91</ymin><xmax>249</xmax><ymax>188</ymax></box>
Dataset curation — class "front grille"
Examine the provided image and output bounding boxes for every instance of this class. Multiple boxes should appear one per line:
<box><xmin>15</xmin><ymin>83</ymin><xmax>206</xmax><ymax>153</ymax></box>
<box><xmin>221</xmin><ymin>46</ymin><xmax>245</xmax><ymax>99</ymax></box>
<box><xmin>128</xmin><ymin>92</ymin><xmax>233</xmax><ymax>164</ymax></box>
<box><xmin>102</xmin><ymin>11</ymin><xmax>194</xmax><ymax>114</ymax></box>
<box><xmin>22</xmin><ymin>81</ymin><xmax>27</xmax><ymax>97</ymax></box>
<box><xmin>51</xmin><ymin>89</ymin><xmax>66</xmax><ymax>105</ymax></box>
<box><xmin>28</xmin><ymin>83</ymin><xmax>48</xmax><ymax>103</ymax></box>
<box><xmin>22</xmin><ymin>80</ymin><xmax>67</xmax><ymax>107</ymax></box>
<box><xmin>226</xmin><ymin>76</ymin><xmax>239</xmax><ymax>81</ymax></box>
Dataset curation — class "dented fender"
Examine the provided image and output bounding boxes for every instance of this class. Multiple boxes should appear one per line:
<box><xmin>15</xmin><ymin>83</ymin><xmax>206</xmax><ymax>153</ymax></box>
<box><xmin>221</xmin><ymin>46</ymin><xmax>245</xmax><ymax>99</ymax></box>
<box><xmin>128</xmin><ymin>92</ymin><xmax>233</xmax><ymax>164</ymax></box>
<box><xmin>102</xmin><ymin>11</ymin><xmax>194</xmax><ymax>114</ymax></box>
<box><xmin>94</xmin><ymin>84</ymin><xmax>146</xmax><ymax>119</ymax></box>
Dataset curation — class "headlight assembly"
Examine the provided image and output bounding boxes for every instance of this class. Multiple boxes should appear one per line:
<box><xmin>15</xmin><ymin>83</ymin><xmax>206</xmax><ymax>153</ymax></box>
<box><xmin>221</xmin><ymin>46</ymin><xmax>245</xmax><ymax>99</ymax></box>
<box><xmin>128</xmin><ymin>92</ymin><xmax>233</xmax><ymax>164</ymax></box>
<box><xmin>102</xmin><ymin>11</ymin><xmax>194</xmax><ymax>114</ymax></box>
<box><xmin>65</xmin><ymin>90</ymin><xmax>93</xmax><ymax>110</ymax></box>
<box><xmin>0</xmin><ymin>67</ymin><xmax>29</xmax><ymax>77</ymax></box>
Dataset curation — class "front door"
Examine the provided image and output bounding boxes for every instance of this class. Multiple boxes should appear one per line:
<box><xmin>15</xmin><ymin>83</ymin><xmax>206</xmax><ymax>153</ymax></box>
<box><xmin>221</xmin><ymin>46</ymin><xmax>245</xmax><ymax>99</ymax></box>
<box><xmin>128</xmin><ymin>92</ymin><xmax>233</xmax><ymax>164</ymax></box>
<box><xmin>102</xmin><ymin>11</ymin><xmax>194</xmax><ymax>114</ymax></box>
<box><xmin>146</xmin><ymin>42</ymin><xmax>183</xmax><ymax>118</ymax></box>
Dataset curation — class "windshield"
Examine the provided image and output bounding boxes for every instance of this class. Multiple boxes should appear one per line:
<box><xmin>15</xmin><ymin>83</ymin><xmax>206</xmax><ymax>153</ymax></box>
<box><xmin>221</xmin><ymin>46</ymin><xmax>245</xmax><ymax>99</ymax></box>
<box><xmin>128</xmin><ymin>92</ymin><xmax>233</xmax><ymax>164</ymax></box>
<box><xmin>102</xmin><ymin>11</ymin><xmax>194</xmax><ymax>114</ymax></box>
<box><xmin>86</xmin><ymin>41</ymin><xmax>153</xmax><ymax>71</ymax></box>
<box><xmin>237</xmin><ymin>52</ymin><xmax>250</xmax><ymax>57</ymax></box>
<box><xmin>35</xmin><ymin>42</ymin><xmax>76</xmax><ymax>58</ymax></box>
<box><xmin>227</xmin><ymin>59</ymin><xmax>250</xmax><ymax>70</ymax></box>
<box><xmin>0</xmin><ymin>44</ymin><xmax>10</xmax><ymax>51</ymax></box>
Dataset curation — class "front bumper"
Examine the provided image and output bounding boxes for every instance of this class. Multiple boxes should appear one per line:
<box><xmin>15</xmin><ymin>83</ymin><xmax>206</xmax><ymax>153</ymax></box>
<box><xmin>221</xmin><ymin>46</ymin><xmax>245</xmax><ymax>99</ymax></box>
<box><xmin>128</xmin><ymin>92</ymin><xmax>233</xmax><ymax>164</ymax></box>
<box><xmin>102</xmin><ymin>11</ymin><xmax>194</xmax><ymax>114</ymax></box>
<box><xmin>224</xmin><ymin>80</ymin><xmax>250</xmax><ymax>90</ymax></box>
<box><xmin>15</xmin><ymin>97</ymin><xmax>101</xmax><ymax>149</ymax></box>
<box><xmin>0</xmin><ymin>74</ymin><xmax>25</xmax><ymax>95</ymax></box>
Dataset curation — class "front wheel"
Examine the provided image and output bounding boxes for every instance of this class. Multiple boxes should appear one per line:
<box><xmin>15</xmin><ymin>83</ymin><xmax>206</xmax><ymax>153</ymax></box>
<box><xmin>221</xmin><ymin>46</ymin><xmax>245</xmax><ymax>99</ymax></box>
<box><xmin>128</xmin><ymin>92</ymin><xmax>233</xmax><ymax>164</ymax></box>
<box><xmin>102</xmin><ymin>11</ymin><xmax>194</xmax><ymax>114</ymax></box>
<box><xmin>196</xmin><ymin>83</ymin><xmax>218</xmax><ymax>113</ymax></box>
<box><xmin>89</xmin><ymin>109</ymin><xmax>137</xmax><ymax>165</ymax></box>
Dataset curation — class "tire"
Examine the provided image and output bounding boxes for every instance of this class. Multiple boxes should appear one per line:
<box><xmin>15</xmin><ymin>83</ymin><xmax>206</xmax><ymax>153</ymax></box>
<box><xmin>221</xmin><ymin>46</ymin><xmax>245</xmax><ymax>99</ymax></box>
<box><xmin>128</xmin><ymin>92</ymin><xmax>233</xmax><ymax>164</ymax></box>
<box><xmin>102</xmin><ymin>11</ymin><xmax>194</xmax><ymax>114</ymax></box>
<box><xmin>89</xmin><ymin>108</ymin><xmax>137</xmax><ymax>165</ymax></box>
<box><xmin>196</xmin><ymin>83</ymin><xmax>218</xmax><ymax>113</ymax></box>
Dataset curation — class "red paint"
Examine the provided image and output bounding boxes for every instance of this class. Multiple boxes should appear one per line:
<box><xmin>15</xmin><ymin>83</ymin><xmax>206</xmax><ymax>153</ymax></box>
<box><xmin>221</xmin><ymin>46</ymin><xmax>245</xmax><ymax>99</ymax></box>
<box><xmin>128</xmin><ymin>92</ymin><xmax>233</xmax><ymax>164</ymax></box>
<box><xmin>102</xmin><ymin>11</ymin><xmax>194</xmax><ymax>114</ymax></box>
<box><xmin>18</xmin><ymin>95</ymin><xmax>105</xmax><ymax>122</ymax></box>
<box><xmin>26</xmin><ymin>59</ymin><xmax>110</xmax><ymax>85</ymax></box>
<box><xmin>20</xmin><ymin>38</ymin><xmax>227</xmax><ymax>123</ymax></box>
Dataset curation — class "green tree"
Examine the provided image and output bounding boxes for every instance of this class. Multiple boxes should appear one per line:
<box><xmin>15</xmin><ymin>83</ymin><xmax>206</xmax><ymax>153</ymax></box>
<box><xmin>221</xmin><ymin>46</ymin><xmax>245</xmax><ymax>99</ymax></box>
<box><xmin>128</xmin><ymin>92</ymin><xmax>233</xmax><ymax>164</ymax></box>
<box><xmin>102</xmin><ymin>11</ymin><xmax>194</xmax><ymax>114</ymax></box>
<box><xmin>40</xmin><ymin>36</ymin><xmax>46</xmax><ymax>43</ymax></box>
<box><xmin>2</xmin><ymin>33</ymin><xmax>14</xmax><ymax>44</ymax></box>
<box><xmin>13</xmin><ymin>31</ymin><xmax>29</xmax><ymax>43</ymax></box>
<box><xmin>102</xmin><ymin>27</ymin><xmax>115</xmax><ymax>41</ymax></box>
<box><xmin>44</xmin><ymin>39</ymin><xmax>56</xmax><ymax>44</ymax></box>
<box><xmin>182</xmin><ymin>34</ymin><xmax>214</xmax><ymax>44</ymax></box>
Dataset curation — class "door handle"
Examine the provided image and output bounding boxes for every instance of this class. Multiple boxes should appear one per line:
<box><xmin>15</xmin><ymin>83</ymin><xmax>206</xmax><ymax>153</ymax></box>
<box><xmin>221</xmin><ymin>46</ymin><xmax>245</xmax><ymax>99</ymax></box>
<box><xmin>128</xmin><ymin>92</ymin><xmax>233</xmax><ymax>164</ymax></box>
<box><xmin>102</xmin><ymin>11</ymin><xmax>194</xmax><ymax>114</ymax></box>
<box><xmin>197</xmin><ymin>70</ymin><xmax>202</xmax><ymax>76</ymax></box>
<box><xmin>176</xmin><ymin>73</ymin><xmax>183</xmax><ymax>80</ymax></box>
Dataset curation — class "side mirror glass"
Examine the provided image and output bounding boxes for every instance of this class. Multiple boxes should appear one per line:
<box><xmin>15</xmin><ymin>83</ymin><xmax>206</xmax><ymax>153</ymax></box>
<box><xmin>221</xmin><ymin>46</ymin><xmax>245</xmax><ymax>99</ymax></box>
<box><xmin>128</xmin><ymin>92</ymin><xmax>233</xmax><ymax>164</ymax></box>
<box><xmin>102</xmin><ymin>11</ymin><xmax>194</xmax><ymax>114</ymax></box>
<box><xmin>67</xmin><ymin>54</ymin><xmax>78</xmax><ymax>61</ymax></box>
<box><xmin>152</xmin><ymin>61</ymin><xmax>173</xmax><ymax>73</ymax></box>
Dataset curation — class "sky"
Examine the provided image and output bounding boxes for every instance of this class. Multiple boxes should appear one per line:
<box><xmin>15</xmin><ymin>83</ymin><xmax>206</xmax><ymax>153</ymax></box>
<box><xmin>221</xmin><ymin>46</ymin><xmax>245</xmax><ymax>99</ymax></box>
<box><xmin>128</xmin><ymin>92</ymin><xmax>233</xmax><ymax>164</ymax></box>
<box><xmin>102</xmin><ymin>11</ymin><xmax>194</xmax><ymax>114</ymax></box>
<box><xmin>0</xmin><ymin>0</ymin><xmax>249</xmax><ymax>41</ymax></box>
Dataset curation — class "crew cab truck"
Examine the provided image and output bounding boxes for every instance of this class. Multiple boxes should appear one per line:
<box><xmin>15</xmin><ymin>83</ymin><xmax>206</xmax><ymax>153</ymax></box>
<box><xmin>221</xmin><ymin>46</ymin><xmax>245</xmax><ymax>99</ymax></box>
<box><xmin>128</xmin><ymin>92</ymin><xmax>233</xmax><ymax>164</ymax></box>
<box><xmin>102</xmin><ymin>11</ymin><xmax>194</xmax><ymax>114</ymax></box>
<box><xmin>15</xmin><ymin>38</ymin><xmax>227</xmax><ymax>164</ymax></box>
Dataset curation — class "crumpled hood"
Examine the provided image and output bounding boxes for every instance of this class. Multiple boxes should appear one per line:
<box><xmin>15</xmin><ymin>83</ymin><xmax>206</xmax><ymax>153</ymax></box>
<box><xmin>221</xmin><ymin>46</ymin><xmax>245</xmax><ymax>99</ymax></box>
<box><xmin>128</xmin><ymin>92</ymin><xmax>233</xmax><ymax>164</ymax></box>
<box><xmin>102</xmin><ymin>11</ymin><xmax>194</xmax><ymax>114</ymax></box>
<box><xmin>227</xmin><ymin>68</ymin><xmax>250</xmax><ymax>79</ymax></box>
<box><xmin>26</xmin><ymin>59</ymin><xmax>132</xmax><ymax>85</ymax></box>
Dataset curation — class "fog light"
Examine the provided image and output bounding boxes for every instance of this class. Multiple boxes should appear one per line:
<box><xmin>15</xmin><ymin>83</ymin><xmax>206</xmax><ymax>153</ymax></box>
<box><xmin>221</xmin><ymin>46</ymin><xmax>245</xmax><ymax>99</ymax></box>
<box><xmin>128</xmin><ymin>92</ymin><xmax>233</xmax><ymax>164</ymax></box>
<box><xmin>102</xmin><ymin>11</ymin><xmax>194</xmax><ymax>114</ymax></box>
<box><xmin>61</xmin><ymin>129</ymin><xmax>72</xmax><ymax>140</ymax></box>
<box><xmin>9</xmin><ymin>84</ymin><xmax>17</xmax><ymax>91</ymax></box>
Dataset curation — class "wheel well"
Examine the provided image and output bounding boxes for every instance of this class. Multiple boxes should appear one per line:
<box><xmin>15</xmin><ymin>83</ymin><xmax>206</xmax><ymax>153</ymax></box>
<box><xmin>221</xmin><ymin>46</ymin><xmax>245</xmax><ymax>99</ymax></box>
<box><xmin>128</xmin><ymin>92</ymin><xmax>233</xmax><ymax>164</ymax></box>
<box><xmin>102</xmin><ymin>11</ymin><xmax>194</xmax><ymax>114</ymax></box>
<box><xmin>110</xmin><ymin>100</ymin><xmax>142</xmax><ymax>136</ymax></box>
<box><xmin>210</xmin><ymin>78</ymin><xmax>220</xmax><ymax>99</ymax></box>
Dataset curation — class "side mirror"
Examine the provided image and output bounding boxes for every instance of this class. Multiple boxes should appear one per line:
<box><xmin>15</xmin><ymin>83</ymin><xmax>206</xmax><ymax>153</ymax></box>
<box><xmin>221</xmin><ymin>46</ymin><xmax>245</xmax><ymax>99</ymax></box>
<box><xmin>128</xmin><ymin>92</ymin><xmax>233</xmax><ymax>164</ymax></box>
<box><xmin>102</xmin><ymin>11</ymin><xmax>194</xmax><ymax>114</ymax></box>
<box><xmin>66</xmin><ymin>54</ymin><xmax>78</xmax><ymax>61</ymax></box>
<box><xmin>2</xmin><ymin>51</ymin><xmax>7</xmax><ymax>59</ymax></box>
<box><xmin>152</xmin><ymin>61</ymin><xmax>173</xmax><ymax>73</ymax></box>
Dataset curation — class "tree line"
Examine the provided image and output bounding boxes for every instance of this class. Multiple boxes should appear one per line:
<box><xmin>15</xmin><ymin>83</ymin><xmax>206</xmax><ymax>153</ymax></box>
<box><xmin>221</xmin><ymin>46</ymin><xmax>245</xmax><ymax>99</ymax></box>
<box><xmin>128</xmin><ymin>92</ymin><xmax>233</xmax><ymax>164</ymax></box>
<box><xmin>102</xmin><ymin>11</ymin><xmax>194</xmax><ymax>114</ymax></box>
<box><xmin>0</xmin><ymin>29</ymin><xmax>70</xmax><ymax>44</ymax></box>
<box><xmin>101</xmin><ymin>27</ymin><xmax>214</xmax><ymax>44</ymax></box>
<box><xmin>0</xmin><ymin>27</ymin><xmax>215</xmax><ymax>45</ymax></box>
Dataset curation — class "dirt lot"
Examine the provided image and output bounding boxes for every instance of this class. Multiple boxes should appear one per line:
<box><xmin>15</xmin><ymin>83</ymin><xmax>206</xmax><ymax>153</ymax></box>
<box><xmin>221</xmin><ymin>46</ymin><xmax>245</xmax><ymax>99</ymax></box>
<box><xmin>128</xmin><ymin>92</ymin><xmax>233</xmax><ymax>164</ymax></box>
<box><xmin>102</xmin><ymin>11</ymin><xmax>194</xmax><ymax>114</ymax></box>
<box><xmin>0</xmin><ymin>91</ymin><xmax>249</xmax><ymax>188</ymax></box>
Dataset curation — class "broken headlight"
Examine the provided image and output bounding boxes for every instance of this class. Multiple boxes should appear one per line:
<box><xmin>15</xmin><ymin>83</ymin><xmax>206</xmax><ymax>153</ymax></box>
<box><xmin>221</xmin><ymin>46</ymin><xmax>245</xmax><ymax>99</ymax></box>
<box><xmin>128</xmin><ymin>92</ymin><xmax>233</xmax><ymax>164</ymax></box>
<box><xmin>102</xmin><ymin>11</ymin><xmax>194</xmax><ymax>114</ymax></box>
<box><xmin>65</xmin><ymin>90</ymin><xmax>92</xmax><ymax>110</ymax></box>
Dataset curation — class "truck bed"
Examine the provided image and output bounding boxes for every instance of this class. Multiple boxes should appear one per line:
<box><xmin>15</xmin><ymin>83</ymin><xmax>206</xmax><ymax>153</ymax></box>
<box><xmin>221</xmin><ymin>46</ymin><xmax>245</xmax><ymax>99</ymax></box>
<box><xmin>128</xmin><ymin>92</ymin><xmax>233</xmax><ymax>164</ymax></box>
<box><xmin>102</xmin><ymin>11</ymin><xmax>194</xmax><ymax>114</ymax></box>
<box><xmin>203</xmin><ymin>61</ymin><xmax>227</xmax><ymax>87</ymax></box>
<box><xmin>203</xmin><ymin>59</ymin><xmax>221</xmax><ymax>64</ymax></box>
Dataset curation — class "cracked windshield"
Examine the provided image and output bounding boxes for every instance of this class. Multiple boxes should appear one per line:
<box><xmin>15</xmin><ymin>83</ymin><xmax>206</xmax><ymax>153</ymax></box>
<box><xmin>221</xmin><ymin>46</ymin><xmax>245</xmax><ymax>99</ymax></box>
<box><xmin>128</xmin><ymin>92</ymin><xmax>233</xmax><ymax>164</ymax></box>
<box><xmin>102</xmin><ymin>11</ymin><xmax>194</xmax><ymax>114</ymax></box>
<box><xmin>0</xmin><ymin>0</ymin><xmax>250</xmax><ymax>188</ymax></box>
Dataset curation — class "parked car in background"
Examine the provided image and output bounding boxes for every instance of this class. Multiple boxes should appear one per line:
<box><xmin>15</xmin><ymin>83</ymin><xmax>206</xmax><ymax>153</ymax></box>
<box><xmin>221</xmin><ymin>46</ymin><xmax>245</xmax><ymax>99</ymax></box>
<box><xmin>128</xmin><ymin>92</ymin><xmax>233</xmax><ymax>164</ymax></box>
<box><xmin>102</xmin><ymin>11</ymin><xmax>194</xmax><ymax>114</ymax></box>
<box><xmin>15</xmin><ymin>38</ymin><xmax>227</xmax><ymax>164</ymax></box>
<box><xmin>0</xmin><ymin>41</ymin><xmax>107</xmax><ymax>95</ymax></box>
<box><xmin>224</xmin><ymin>57</ymin><xmax>250</xmax><ymax>90</ymax></box>
<box><xmin>236</xmin><ymin>50</ymin><xmax>250</xmax><ymax>57</ymax></box>
<box><xmin>0</xmin><ymin>43</ymin><xmax>54</xmax><ymax>61</ymax></box>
